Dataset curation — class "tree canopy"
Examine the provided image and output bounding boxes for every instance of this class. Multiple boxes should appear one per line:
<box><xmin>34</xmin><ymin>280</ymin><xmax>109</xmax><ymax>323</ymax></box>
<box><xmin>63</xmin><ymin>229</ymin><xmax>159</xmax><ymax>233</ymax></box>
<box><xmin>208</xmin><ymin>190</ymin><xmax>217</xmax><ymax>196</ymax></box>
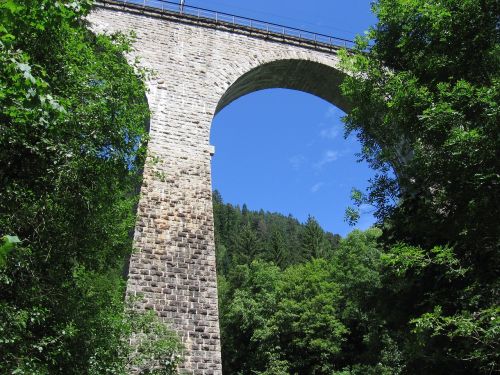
<box><xmin>339</xmin><ymin>0</ymin><xmax>499</xmax><ymax>372</ymax></box>
<box><xmin>0</xmin><ymin>1</ymin><xmax>182</xmax><ymax>373</ymax></box>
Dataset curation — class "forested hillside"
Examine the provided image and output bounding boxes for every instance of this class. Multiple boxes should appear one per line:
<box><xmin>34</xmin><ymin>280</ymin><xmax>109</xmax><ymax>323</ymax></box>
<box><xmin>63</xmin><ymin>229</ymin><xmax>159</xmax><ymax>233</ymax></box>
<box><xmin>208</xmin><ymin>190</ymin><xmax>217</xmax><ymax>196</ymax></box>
<box><xmin>214</xmin><ymin>193</ymin><xmax>400</xmax><ymax>374</ymax></box>
<box><xmin>213</xmin><ymin>190</ymin><xmax>341</xmax><ymax>273</ymax></box>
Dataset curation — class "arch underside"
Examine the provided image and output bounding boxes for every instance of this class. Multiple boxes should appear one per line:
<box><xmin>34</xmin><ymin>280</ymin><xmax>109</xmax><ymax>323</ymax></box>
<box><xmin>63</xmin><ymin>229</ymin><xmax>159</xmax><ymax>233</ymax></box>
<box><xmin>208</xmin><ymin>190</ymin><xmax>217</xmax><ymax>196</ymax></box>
<box><xmin>215</xmin><ymin>59</ymin><xmax>350</xmax><ymax>115</ymax></box>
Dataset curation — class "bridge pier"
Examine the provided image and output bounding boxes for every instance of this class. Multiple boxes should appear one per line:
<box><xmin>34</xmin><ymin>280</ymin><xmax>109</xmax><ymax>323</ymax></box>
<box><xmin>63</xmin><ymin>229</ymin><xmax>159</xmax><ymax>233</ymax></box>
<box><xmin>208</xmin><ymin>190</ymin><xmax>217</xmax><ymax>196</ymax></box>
<box><xmin>129</xmin><ymin>139</ymin><xmax>221</xmax><ymax>374</ymax></box>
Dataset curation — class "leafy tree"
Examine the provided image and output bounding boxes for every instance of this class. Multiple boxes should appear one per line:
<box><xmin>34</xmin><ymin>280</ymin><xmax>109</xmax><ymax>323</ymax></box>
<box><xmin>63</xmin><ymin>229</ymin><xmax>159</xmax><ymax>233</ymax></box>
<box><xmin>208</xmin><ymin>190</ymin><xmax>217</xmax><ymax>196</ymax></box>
<box><xmin>330</xmin><ymin>229</ymin><xmax>404</xmax><ymax>372</ymax></box>
<box><xmin>272</xmin><ymin>259</ymin><xmax>348</xmax><ymax>374</ymax></box>
<box><xmin>340</xmin><ymin>0</ymin><xmax>499</xmax><ymax>373</ymax></box>
<box><xmin>332</xmin><ymin>229</ymin><xmax>383</xmax><ymax>304</ymax></box>
<box><xmin>0</xmin><ymin>0</ymin><xmax>181</xmax><ymax>373</ymax></box>
<box><xmin>218</xmin><ymin>261</ymin><xmax>282</xmax><ymax>374</ymax></box>
<box><xmin>219</xmin><ymin>259</ymin><xmax>349</xmax><ymax>375</ymax></box>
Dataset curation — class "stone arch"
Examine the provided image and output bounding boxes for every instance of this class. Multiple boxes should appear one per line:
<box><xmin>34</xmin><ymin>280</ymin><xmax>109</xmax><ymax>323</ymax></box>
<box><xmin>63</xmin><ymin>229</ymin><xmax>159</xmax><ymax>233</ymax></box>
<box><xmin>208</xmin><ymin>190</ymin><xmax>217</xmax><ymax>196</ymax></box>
<box><xmin>214</xmin><ymin>58</ymin><xmax>350</xmax><ymax>117</ymax></box>
<box><xmin>209</xmin><ymin>56</ymin><xmax>410</xmax><ymax>174</ymax></box>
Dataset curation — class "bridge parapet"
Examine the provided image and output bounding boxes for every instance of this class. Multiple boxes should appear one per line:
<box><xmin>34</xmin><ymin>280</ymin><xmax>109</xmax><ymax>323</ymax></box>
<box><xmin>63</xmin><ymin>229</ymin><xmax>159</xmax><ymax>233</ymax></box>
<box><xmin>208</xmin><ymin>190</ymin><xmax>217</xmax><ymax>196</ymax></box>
<box><xmin>96</xmin><ymin>0</ymin><xmax>355</xmax><ymax>52</ymax></box>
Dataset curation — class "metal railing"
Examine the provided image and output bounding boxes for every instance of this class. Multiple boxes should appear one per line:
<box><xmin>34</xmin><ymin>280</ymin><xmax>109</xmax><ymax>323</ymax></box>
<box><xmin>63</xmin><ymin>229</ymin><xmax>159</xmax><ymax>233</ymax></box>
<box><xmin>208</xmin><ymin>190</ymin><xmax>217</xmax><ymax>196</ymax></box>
<box><xmin>104</xmin><ymin>0</ymin><xmax>356</xmax><ymax>49</ymax></box>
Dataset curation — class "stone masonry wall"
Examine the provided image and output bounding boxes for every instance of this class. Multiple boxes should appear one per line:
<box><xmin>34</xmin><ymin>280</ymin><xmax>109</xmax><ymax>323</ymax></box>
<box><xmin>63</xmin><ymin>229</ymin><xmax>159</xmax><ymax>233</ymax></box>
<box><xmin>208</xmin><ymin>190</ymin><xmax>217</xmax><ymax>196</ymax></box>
<box><xmin>88</xmin><ymin>2</ymin><xmax>346</xmax><ymax>373</ymax></box>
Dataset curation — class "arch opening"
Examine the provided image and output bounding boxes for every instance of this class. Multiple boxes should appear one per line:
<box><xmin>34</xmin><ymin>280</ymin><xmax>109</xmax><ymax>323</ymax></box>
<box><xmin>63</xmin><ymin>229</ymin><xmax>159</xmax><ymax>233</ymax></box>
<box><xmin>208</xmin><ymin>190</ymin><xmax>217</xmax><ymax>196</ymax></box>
<box><xmin>210</xmin><ymin>63</ymin><xmax>381</xmax><ymax>375</ymax></box>
<box><xmin>210</xmin><ymin>58</ymin><xmax>381</xmax><ymax>237</ymax></box>
<box><xmin>211</xmin><ymin>88</ymin><xmax>377</xmax><ymax>238</ymax></box>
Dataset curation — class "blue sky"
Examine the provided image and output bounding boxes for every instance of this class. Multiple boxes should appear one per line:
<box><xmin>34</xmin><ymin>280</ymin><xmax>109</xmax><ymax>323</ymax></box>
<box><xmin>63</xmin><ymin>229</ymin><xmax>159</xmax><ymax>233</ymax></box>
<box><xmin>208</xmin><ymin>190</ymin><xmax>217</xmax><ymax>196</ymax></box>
<box><xmin>184</xmin><ymin>0</ymin><xmax>376</xmax><ymax>42</ymax></box>
<box><xmin>187</xmin><ymin>0</ymin><xmax>378</xmax><ymax>236</ymax></box>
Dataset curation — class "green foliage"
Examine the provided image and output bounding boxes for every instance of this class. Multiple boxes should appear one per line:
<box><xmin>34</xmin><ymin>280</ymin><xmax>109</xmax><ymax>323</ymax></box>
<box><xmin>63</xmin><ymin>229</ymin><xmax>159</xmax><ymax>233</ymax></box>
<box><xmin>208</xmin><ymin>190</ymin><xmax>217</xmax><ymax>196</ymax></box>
<box><xmin>219</xmin><ymin>259</ymin><xmax>349</xmax><ymax>374</ymax></box>
<box><xmin>410</xmin><ymin>305</ymin><xmax>499</xmax><ymax>374</ymax></box>
<box><xmin>300</xmin><ymin>215</ymin><xmax>332</xmax><ymax>259</ymax></box>
<box><xmin>0</xmin><ymin>235</ymin><xmax>20</xmax><ymax>267</ymax></box>
<box><xmin>0</xmin><ymin>0</ymin><xmax>181</xmax><ymax>373</ymax></box>
<box><xmin>215</xmin><ymin>210</ymin><xmax>396</xmax><ymax>374</ymax></box>
<box><xmin>344</xmin><ymin>188</ymin><xmax>363</xmax><ymax>226</ymax></box>
<box><xmin>382</xmin><ymin>243</ymin><xmax>468</xmax><ymax>278</ymax></box>
<box><xmin>126</xmin><ymin>310</ymin><xmax>184</xmax><ymax>375</ymax></box>
<box><xmin>340</xmin><ymin>0</ymin><xmax>499</xmax><ymax>373</ymax></box>
<box><xmin>329</xmin><ymin>229</ymin><xmax>403</xmax><ymax>372</ymax></box>
<box><xmin>268</xmin><ymin>229</ymin><xmax>287</xmax><ymax>269</ymax></box>
<box><xmin>213</xmin><ymin>191</ymin><xmax>340</xmax><ymax>273</ymax></box>
<box><xmin>332</xmin><ymin>228</ymin><xmax>383</xmax><ymax>292</ymax></box>
<box><xmin>273</xmin><ymin>259</ymin><xmax>348</xmax><ymax>374</ymax></box>
<box><xmin>218</xmin><ymin>260</ymin><xmax>282</xmax><ymax>373</ymax></box>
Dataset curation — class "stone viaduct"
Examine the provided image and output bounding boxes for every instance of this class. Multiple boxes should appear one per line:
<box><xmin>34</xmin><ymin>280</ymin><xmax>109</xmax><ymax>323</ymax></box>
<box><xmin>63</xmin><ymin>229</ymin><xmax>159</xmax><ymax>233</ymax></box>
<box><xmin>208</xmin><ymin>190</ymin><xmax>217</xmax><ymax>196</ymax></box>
<box><xmin>89</xmin><ymin>1</ymin><xmax>352</xmax><ymax>373</ymax></box>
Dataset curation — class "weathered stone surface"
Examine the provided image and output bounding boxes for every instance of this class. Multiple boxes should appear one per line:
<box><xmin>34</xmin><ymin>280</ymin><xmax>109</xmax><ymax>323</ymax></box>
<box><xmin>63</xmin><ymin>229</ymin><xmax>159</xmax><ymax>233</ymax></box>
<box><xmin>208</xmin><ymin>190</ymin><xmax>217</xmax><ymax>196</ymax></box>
<box><xmin>88</xmin><ymin>2</ymin><xmax>347</xmax><ymax>373</ymax></box>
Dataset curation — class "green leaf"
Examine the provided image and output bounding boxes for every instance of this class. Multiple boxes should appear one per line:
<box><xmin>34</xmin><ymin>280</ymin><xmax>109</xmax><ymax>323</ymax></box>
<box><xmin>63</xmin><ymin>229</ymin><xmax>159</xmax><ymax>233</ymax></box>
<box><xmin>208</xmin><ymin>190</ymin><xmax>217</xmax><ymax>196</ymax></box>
<box><xmin>0</xmin><ymin>235</ymin><xmax>21</xmax><ymax>267</ymax></box>
<box><xmin>0</xmin><ymin>0</ymin><xmax>24</xmax><ymax>13</ymax></box>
